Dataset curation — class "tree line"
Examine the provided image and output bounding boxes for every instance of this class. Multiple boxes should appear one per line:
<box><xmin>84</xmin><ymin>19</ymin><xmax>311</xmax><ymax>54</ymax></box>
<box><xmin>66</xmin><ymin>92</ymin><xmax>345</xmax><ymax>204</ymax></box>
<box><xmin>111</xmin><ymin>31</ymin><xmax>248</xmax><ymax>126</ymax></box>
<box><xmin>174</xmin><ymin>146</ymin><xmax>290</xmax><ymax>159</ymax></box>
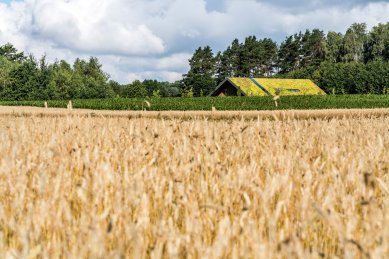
<box><xmin>1</xmin><ymin>22</ymin><xmax>389</xmax><ymax>100</ymax></box>
<box><xmin>0</xmin><ymin>44</ymin><xmax>182</xmax><ymax>101</ymax></box>
<box><xmin>183</xmin><ymin>22</ymin><xmax>389</xmax><ymax>96</ymax></box>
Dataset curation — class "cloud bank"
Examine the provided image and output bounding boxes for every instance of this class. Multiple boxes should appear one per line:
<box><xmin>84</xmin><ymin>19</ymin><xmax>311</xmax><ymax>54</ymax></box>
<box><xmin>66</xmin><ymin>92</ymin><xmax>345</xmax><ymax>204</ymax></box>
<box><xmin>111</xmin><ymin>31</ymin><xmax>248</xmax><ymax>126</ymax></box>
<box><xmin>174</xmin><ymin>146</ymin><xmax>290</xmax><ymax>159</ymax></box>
<box><xmin>1</xmin><ymin>0</ymin><xmax>389</xmax><ymax>83</ymax></box>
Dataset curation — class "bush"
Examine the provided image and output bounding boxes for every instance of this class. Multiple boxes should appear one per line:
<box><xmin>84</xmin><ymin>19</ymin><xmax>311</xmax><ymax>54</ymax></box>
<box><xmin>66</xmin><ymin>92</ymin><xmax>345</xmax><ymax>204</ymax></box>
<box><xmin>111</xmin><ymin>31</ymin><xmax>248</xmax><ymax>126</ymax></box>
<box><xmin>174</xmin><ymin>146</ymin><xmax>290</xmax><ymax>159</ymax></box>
<box><xmin>123</xmin><ymin>80</ymin><xmax>147</xmax><ymax>98</ymax></box>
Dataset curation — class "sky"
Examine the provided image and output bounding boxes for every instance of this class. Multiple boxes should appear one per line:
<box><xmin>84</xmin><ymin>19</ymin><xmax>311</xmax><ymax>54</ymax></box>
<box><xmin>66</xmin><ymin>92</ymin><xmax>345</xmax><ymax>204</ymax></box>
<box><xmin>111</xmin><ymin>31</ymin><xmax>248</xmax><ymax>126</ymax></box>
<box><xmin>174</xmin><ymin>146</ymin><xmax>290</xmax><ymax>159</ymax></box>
<box><xmin>1</xmin><ymin>0</ymin><xmax>389</xmax><ymax>83</ymax></box>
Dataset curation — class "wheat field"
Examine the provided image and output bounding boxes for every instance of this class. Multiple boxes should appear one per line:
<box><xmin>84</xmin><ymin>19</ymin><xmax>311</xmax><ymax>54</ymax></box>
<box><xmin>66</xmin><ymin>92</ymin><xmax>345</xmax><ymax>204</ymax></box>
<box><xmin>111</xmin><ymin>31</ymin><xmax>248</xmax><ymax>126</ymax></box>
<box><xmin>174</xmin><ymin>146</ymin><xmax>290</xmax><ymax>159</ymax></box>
<box><xmin>0</xmin><ymin>107</ymin><xmax>388</xmax><ymax>258</ymax></box>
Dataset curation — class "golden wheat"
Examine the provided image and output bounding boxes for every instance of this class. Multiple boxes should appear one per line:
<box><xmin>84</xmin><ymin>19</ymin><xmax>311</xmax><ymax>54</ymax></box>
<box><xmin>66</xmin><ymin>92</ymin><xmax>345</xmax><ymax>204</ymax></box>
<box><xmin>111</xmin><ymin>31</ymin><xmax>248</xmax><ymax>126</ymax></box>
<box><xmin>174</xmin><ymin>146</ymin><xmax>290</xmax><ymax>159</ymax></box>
<box><xmin>1</xmin><ymin>106</ymin><xmax>389</xmax><ymax>120</ymax></box>
<box><xmin>0</xmin><ymin>106</ymin><xmax>388</xmax><ymax>258</ymax></box>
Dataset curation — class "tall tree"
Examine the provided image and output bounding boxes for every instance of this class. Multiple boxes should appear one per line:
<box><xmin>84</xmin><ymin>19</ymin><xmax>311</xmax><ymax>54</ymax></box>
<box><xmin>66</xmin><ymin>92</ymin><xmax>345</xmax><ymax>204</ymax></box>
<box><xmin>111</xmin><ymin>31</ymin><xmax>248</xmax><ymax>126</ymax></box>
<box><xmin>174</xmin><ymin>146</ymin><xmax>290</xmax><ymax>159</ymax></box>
<box><xmin>326</xmin><ymin>31</ymin><xmax>343</xmax><ymax>63</ymax></box>
<box><xmin>35</xmin><ymin>55</ymin><xmax>57</xmax><ymax>100</ymax></box>
<box><xmin>73</xmin><ymin>57</ymin><xmax>113</xmax><ymax>98</ymax></box>
<box><xmin>364</xmin><ymin>22</ymin><xmax>389</xmax><ymax>62</ymax></box>
<box><xmin>4</xmin><ymin>56</ymin><xmax>40</xmax><ymax>100</ymax></box>
<box><xmin>259</xmin><ymin>38</ymin><xmax>278</xmax><ymax>76</ymax></box>
<box><xmin>239</xmin><ymin>36</ymin><xmax>259</xmax><ymax>77</ymax></box>
<box><xmin>214</xmin><ymin>51</ymin><xmax>225</xmax><ymax>85</ymax></box>
<box><xmin>183</xmin><ymin>46</ymin><xmax>215</xmax><ymax>96</ymax></box>
<box><xmin>341</xmin><ymin>23</ymin><xmax>368</xmax><ymax>63</ymax></box>
<box><xmin>234</xmin><ymin>36</ymin><xmax>278</xmax><ymax>77</ymax></box>
<box><xmin>301</xmin><ymin>29</ymin><xmax>327</xmax><ymax>67</ymax></box>
<box><xmin>0</xmin><ymin>56</ymin><xmax>19</xmax><ymax>98</ymax></box>
<box><xmin>49</xmin><ymin>60</ymin><xmax>76</xmax><ymax>99</ymax></box>
<box><xmin>217</xmin><ymin>39</ymin><xmax>242</xmax><ymax>79</ymax></box>
<box><xmin>277</xmin><ymin>33</ymin><xmax>302</xmax><ymax>73</ymax></box>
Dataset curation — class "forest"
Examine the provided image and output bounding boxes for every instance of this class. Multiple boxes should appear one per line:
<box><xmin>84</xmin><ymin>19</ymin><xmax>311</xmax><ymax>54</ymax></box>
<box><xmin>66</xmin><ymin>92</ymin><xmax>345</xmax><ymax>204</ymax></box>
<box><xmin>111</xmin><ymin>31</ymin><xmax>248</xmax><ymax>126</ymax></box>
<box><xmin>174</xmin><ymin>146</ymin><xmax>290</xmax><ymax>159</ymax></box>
<box><xmin>1</xmin><ymin>22</ymin><xmax>389</xmax><ymax>100</ymax></box>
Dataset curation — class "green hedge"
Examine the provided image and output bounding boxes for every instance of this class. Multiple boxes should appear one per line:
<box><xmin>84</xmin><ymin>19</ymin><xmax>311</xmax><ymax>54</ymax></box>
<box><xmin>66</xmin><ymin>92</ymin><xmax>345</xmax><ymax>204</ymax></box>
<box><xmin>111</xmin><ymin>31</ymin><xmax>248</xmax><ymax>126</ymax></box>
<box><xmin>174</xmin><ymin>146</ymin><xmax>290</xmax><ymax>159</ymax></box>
<box><xmin>1</xmin><ymin>95</ymin><xmax>389</xmax><ymax>111</ymax></box>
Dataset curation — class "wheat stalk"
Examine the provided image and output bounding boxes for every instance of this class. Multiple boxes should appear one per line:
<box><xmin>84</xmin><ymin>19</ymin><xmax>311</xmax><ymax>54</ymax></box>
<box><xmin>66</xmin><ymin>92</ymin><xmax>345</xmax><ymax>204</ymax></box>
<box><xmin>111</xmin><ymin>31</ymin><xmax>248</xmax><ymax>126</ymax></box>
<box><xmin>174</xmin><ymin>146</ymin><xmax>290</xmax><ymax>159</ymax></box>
<box><xmin>0</xmin><ymin>107</ymin><xmax>387</xmax><ymax>258</ymax></box>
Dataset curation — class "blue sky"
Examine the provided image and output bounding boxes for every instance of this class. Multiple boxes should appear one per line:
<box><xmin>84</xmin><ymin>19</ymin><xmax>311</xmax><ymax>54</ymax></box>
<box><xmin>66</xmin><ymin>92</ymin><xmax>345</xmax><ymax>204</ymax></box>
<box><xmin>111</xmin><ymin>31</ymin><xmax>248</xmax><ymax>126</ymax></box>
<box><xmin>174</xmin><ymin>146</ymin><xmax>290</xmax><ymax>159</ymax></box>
<box><xmin>1</xmin><ymin>0</ymin><xmax>389</xmax><ymax>83</ymax></box>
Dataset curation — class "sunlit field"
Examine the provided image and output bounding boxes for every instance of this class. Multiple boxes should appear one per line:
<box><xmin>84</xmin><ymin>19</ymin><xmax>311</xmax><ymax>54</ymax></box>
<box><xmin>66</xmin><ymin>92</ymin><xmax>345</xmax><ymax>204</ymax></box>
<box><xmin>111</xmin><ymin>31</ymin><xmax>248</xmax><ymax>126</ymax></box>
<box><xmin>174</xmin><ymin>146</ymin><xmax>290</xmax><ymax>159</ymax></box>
<box><xmin>0</xmin><ymin>107</ymin><xmax>388</xmax><ymax>258</ymax></box>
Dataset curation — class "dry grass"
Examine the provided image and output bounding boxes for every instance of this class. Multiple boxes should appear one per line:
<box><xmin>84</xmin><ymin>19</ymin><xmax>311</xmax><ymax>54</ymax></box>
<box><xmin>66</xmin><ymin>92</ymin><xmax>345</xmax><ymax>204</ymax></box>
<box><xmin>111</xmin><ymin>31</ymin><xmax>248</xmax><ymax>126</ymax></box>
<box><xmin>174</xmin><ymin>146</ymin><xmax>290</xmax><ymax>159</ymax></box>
<box><xmin>0</xmin><ymin>106</ymin><xmax>388</xmax><ymax>258</ymax></box>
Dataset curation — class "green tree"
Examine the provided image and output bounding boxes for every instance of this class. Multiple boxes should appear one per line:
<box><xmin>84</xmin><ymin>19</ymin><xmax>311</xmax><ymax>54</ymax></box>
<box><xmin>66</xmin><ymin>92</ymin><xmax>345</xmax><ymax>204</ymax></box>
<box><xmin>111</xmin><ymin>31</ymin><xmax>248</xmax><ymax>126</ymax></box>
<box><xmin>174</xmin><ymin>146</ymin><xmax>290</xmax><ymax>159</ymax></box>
<box><xmin>277</xmin><ymin>33</ymin><xmax>302</xmax><ymax>73</ymax></box>
<box><xmin>123</xmin><ymin>80</ymin><xmax>147</xmax><ymax>98</ymax></box>
<box><xmin>35</xmin><ymin>55</ymin><xmax>57</xmax><ymax>100</ymax></box>
<box><xmin>326</xmin><ymin>31</ymin><xmax>343</xmax><ymax>63</ymax></box>
<box><xmin>341</xmin><ymin>23</ymin><xmax>368</xmax><ymax>63</ymax></box>
<box><xmin>364</xmin><ymin>22</ymin><xmax>389</xmax><ymax>62</ymax></box>
<box><xmin>0</xmin><ymin>43</ymin><xmax>25</xmax><ymax>62</ymax></box>
<box><xmin>236</xmin><ymin>36</ymin><xmax>278</xmax><ymax>77</ymax></box>
<box><xmin>313</xmin><ymin>62</ymin><xmax>348</xmax><ymax>94</ymax></box>
<box><xmin>301</xmin><ymin>29</ymin><xmax>327</xmax><ymax>67</ymax></box>
<box><xmin>215</xmin><ymin>39</ymin><xmax>242</xmax><ymax>82</ymax></box>
<box><xmin>73</xmin><ymin>57</ymin><xmax>113</xmax><ymax>99</ymax></box>
<box><xmin>214</xmin><ymin>51</ymin><xmax>225</xmax><ymax>84</ymax></box>
<box><xmin>366</xmin><ymin>60</ymin><xmax>389</xmax><ymax>93</ymax></box>
<box><xmin>160</xmin><ymin>85</ymin><xmax>180</xmax><ymax>97</ymax></box>
<box><xmin>143</xmin><ymin>79</ymin><xmax>172</xmax><ymax>97</ymax></box>
<box><xmin>216</xmin><ymin>37</ymin><xmax>277</xmax><ymax>79</ymax></box>
<box><xmin>0</xmin><ymin>56</ymin><xmax>19</xmax><ymax>98</ymax></box>
<box><xmin>239</xmin><ymin>36</ymin><xmax>259</xmax><ymax>76</ymax></box>
<box><xmin>5</xmin><ymin>56</ymin><xmax>40</xmax><ymax>100</ymax></box>
<box><xmin>49</xmin><ymin>60</ymin><xmax>77</xmax><ymax>99</ymax></box>
<box><xmin>108</xmin><ymin>80</ymin><xmax>124</xmax><ymax>97</ymax></box>
<box><xmin>183</xmin><ymin>46</ymin><xmax>215</xmax><ymax>96</ymax></box>
<box><xmin>259</xmin><ymin>38</ymin><xmax>278</xmax><ymax>76</ymax></box>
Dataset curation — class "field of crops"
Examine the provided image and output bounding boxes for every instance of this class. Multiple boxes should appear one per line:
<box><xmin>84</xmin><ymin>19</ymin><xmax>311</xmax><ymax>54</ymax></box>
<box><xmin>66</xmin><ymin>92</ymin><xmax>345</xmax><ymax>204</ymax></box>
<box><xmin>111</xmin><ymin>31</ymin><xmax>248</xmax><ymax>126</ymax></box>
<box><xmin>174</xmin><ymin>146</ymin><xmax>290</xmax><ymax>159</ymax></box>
<box><xmin>1</xmin><ymin>94</ymin><xmax>389</xmax><ymax>111</ymax></box>
<box><xmin>0</xmin><ymin>107</ymin><xmax>388</xmax><ymax>258</ymax></box>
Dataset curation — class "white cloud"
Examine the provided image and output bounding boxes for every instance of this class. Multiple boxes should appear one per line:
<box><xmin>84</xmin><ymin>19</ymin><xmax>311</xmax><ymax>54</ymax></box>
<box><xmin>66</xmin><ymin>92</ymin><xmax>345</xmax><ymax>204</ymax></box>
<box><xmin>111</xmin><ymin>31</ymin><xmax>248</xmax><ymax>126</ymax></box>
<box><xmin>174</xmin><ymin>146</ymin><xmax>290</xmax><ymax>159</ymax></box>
<box><xmin>127</xmin><ymin>71</ymin><xmax>183</xmax><ymax>83</ymax></box>
<box><xmin>99</xmin><ymin>53</ymin><xmax>191</xmax><ymax>83</ymax></box>
<box><xmin>30</xmin><ymin>0</ymin><xmax>165</xmax><ymax>55</ymax></box>
<box><xmin>155</xmin><ymin>53</ymin><xmax>192</xmax><ymax>71</ymax></box>
<box><xmin>1</xmin><ymin>0</ymin><xmax>389</xmax><ymax>83</ymax></box>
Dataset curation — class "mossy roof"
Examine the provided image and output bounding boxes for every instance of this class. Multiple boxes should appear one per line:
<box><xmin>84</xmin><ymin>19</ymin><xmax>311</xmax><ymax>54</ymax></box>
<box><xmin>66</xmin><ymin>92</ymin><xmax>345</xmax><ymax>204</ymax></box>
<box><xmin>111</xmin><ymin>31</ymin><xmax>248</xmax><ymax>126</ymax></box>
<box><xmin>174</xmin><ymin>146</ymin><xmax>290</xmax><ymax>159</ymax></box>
<box><xmin>213</xmin><ymin>78</ymin><xmax>326</xmax><ymax>96</ymax></box>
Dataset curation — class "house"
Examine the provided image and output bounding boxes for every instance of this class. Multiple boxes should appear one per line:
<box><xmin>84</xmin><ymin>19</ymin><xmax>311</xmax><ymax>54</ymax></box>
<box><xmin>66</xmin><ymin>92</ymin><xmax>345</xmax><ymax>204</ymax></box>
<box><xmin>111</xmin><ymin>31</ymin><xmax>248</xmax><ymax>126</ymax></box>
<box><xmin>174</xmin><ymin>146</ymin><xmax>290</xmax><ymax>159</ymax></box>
<box><xmin>209</xmin><ymin>78</ymin><xmax>326</xmax><ymax>96</ymax></box>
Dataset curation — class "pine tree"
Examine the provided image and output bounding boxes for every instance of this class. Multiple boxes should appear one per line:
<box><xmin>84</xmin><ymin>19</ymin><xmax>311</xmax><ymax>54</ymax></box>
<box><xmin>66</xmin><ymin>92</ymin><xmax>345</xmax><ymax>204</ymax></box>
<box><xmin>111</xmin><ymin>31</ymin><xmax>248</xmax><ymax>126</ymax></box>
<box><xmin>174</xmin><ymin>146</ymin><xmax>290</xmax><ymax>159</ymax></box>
<box><xmin>301</xmin><ymin>29</ymin><xmax>327</xmax><ymax>67</ymax></box>
<box><xmin>183</xmin><ymin>46</ymin><xmax>216</xmax><ymax>96</ymax></box>
<box><xmin>277</xmin><ymin>34</ymin><xmax>302</xmax><ymax>73</ymax></box>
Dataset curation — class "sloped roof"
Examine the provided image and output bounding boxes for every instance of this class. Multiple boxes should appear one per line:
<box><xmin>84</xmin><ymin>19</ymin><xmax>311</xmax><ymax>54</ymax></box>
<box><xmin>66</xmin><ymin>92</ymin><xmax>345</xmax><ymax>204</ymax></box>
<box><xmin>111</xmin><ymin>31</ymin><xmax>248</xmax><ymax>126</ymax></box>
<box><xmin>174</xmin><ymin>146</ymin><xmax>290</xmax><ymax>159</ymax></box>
<box><xmin>211</xmin><ymin>78</ymin><xmax>326</xmax><ymax>96</ymax></box>
<box><xmin>229</xmin><ymin>78</ymin><xmax>269</xmax><ymax>96</ymax></box>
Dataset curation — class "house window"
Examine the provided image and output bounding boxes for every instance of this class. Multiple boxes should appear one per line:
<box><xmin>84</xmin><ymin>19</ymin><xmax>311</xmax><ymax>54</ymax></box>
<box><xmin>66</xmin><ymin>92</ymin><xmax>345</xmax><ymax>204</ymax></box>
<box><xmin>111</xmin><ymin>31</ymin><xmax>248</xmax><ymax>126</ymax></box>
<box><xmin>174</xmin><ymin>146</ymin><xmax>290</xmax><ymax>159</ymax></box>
<box><xmin>274</xmin><ymin>88</ymin><xmax>301</xmax><ymax>93</ymax></box>
<box><xmin>286</xmin><ymin>89</ymin><xmax>301</xmax><ymax>92</ymax></box>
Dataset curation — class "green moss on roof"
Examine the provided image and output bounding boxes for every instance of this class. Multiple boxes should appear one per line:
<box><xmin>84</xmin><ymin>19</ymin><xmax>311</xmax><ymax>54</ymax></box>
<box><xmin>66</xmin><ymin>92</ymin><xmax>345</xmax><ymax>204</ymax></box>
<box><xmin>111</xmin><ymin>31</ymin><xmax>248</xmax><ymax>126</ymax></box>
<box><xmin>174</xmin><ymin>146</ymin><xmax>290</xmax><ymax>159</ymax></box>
<box><xmin>228</xmin><ymin>78</ymin><xmax>326</xmax><ymax>96</ymax></box>
<box><xmin>229</xmin><ymin>78</ymin><xmax>267</xmax><ymax>96</ymax></box>
<box><xmin>255</xmin><ymin>78</ymin><xmax>326</xmax><ymax>96</ymax></box>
